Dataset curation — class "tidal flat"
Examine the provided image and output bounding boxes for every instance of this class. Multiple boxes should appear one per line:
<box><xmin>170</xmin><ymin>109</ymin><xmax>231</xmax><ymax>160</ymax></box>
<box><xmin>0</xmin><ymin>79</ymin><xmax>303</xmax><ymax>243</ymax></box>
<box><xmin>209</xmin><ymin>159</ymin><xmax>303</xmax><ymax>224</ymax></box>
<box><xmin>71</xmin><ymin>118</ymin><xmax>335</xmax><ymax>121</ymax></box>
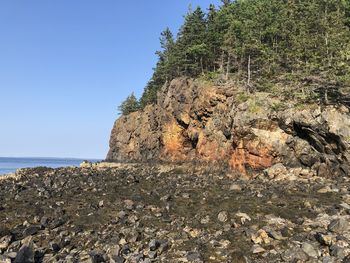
<box><xmin>0</xmin><ymin>163</ymin><xmax>349</xmax><ymax>262</ymax></box>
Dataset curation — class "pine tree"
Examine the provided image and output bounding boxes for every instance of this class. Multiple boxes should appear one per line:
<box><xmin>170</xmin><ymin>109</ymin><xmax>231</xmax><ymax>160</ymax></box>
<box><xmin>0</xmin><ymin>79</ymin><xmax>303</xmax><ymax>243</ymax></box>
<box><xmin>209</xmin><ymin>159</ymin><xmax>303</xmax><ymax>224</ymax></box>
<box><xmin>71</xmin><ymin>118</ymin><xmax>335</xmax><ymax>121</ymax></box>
<box><xmin>206</xmin><ymin>4</ymin><xmax>220</xmax><ymax>71</ymax></box>
<box><xmin>139</xmin><ymin>28</ymin><xmax>175</xmax><ymax>107</ymax></box>
<box><xmin>137</xmin><ymin>0</ymin><xmax>350</xmax><ymax>108</ymax></box>
<box><xmin>177</xmin><ymin>6</ymin><xmax>208</xmax><ymax>76</ymax></box>
<box><xmin>118</xmin><ymin>93</ymin><xmax>139</xmax><ymax>115</ymax></box>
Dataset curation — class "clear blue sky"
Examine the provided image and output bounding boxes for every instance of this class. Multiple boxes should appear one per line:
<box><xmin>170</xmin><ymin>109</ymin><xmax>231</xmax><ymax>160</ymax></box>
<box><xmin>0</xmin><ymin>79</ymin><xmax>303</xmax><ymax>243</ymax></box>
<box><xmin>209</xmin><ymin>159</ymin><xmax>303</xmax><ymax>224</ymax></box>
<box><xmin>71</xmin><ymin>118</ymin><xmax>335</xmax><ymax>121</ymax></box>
<box><xmin>0</xmin><ymin>0</ymin><xmax>221</xmax><ymax>159</ymax></box>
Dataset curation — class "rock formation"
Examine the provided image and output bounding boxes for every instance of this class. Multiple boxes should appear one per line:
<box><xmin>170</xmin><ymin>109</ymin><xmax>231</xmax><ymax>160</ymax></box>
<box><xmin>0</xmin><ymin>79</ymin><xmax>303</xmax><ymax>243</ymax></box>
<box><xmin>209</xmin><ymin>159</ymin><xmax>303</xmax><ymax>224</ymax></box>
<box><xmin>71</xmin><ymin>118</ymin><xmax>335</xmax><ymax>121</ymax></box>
<box><xmin>107</xmin><ymin>78</ymin><xmax>350</xmax><ymax>176</ymax></box>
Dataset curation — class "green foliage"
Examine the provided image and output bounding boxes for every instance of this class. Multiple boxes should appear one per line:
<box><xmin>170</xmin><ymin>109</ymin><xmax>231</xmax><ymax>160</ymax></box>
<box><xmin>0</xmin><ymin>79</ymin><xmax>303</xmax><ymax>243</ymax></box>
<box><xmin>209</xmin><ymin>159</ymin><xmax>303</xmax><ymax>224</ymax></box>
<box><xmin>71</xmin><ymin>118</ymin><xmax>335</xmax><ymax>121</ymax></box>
<box><xmin>200</xmin><ymin>71</ymin><xmax>220</xmax><ymax>82</ymax></box>
<box><xmin>270</xmin><ymin>102</ymin><xmax>288</xmax><ymax>112</ymax></box>
<box><xmin>247</xmin><ymin>99</ymin><xmax>263</xmax><ymax>113</ymax></box>
<box><xmin>235</xmin><ymin>92</ymin><xmax>250</xmax><ymax>103</ymax></box>
<box><xmin>256</xmin><ymin>80</ymin><xmax>275</xmax><ymax>92</ymax></box>
<box><xmin>137</xmin><ymin>0</ymin><xmax>350</xmax><ymax>109</ymax></box>
<box><xmin>118</xmin><ymin>93</ymin><xmax>139</xmax><ymax>116</ymax></box>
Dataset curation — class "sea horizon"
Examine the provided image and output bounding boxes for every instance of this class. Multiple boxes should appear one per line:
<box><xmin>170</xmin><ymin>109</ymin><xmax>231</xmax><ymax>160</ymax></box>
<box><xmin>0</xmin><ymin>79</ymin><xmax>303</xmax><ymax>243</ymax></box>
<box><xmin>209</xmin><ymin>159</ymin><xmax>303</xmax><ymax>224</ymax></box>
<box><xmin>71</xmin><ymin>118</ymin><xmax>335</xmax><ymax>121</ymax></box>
<box><xmin>0</xmin><ymin>156</ymin><xmax>102</xmax><ymax>175</ymax></box>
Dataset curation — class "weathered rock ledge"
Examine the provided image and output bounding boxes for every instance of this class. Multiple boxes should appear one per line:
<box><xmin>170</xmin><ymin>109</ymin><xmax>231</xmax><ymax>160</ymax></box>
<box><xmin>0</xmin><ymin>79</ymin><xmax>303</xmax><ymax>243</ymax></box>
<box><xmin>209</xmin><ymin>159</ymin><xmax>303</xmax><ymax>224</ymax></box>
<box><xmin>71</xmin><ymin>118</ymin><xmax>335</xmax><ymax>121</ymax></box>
<box><xmin>1</xmin><ymin>164</ymin><xmax>350</xmax><ymax>262</ymax></box>
<box><xmin>107</xmin><ymin>78</ymin><xmax>350</xmax><ymax>177</ymax></box>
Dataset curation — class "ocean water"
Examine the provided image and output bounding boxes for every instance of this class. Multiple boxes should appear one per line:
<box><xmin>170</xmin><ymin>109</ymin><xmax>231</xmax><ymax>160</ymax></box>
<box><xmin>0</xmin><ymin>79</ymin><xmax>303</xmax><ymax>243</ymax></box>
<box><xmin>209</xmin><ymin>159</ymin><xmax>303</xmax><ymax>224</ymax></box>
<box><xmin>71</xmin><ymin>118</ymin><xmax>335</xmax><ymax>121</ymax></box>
<box><xmin>0</xmin><ymin>157</ymin><xmax>101</xmax><ymax>175</ymax></box>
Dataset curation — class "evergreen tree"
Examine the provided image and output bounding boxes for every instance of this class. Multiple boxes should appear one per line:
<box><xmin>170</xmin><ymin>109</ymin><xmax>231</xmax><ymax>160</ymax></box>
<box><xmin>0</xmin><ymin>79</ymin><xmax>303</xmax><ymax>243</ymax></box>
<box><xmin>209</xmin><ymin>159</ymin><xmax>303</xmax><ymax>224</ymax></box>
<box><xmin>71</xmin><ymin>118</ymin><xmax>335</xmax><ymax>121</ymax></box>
<box><xmin>206</xmin><ymin>4</ymin><xmax>220</xmax><ymax>71</ymax></box>
<box><xmin>118</xmin><ymin>93</ymin><xmax>139</xmax><ymax>115</ymax></box>
<box><xmin>177</xmin><ymin>6</ymin><xmax>208</xmax><ymax>75</ymax></box>
<box><xmin>139</xmin><ymin>28</ymin><xmax>175</xmax><ymax>107</ymax></box>
<box><xmin>137</xmin><ymin>0</ymin><xmax>350</xmax><ymax>108</ymax></box>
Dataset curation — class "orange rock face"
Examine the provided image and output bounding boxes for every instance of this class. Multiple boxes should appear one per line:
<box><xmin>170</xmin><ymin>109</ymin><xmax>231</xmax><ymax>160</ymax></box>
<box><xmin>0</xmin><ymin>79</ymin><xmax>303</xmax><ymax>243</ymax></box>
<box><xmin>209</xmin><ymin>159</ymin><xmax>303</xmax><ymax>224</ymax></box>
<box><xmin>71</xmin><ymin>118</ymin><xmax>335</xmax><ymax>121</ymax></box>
<box><xmin>229</xmin><ymin>139</ymin><xmax>275</xmax><ymax>175</ymax></box>
<box><xmin>107</xmin><ymin>77</ymin><xmax>350</xmax><ymax>177</ymax></box>
<box><xmin>161</xmin><ymin>120</ymin><xmax>187</xmax><ymax>161</ymax></box>
<box><xmin>196</xmin><ymin>131</ymin><xmax>230</xmax><ymax>162</ymax></box>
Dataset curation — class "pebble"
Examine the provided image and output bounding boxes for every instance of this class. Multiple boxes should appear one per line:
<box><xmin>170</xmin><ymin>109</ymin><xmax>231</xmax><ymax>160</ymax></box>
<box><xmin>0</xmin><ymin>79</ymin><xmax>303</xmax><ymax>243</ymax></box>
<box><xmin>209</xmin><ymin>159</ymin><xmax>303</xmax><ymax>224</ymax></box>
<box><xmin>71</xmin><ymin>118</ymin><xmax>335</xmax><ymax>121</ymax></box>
<box><xmin>0</xmin><ymin>236</ymin><xmax>12</xmax><ymax>250</ymax></box>
<box><xmin>200</xmin><ymin>215</ymin><xmax>210</xmax><ymax>224</ymax></box>
<box><xmin>251</xmin><ymin>230</ymin><xmax>270</xmax><ymax>244</ymax></box>
<box><xmin>252</xmin><ymin>244</ymin><xmax>265</xmax><ymax>254</ymax></box>
<box><xmin>236</xmin><ymin>212</ymin><xmax>251</xmax><ymax>225</ymax></box>
<box><xmin>217</xmin><ymin>211</ymin><xmax>228</xmax><ymax>223</ymax></box>
<box><xmin>315</xmin><ymin>233</ymin><xmax>333</xmax><ymax>246</ymax></box>
<box><xmin>229</xmin><ymin>184</ymin><xmax>242</xmax><ymax>191</ymax></box>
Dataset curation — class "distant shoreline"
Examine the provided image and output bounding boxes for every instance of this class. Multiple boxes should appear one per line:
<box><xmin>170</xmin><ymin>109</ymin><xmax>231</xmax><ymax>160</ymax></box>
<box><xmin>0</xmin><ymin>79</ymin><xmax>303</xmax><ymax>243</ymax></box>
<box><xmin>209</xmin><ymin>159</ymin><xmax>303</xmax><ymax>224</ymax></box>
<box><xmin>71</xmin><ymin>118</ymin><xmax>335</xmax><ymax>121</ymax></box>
<box><xmin>0</xmin><ymin>157</ymin><xmax>101</xmax><ymax>176</ymax></box>
<box><xmin>0</xmin><ymin>156</ymin><xmax>102</xmax><ymax>160</ymax></box>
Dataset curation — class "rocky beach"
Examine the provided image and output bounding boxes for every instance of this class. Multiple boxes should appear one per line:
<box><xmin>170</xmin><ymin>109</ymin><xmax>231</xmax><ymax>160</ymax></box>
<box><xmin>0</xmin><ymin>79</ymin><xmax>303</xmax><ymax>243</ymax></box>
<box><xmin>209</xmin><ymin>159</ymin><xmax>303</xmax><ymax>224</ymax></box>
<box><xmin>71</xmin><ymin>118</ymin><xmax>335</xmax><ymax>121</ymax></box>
<box><xmin>1</xmin><ymin>163</ymin><xmax>350</xmax><ymax>262</ymax></box>
<box><xmin>2</xmin><ymin>0</ymin><xmax>350</xmax><ymax>262</ymax></box>
<box><xmin>2</xmin><ymin>77</ymin><xmax>350</xmax><ymax>263</ymax></box>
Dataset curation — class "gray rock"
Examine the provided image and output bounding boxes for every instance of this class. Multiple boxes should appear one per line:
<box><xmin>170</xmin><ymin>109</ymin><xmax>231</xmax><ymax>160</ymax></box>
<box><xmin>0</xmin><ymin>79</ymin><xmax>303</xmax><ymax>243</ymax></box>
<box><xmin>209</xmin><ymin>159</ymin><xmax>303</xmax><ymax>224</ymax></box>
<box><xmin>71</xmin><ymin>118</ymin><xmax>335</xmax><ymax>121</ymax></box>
<box><xmin>147</xmin><ymin>251</ymin><xmax>157</xmax><ymax>259</ymax></box>
<box><xmin>252</xmin><ymin>244</ymin><xmax>265</xmax><ymax>254</ymax></box>
<box><xmin>14</xmin><ymin>246</ymin><xmax>34</xmax><ymax>263</ymax></box>
<box><xmin>282</xmin><ymin>247</ymin><xmax>309</xmax><ymax>262</ymax></box>
<box><xmin>186</xmin><ymin>251</ymin><xmax>202</xmax><ymax>262</ymax></box>
<box><xmin>267</xmin><ymin>230</ymin><xmax>285</xmax><ymax>240</ymax></box>
<box><xmin>158</xmin><ymin>240</ymin><xmax>169</xmax><ymax>255</ymax></box>
<box><xmin>108</xmin><ymin>245</ymin><xmax>121</xmax><ymax>258</ymax></box>
<box><xmin>330</xmin><ymin>245</ymin><xmax>346</xmax><ymax>259</ymax></box>
<box><xmin>301</xmin><ymin>242</ymin><xmax>319</xmax><ymax>259</ymax></box>
<box><xmin>110</xmin><ymin>256</ymin><xmax>124</xmax><ymax>263</ymax></box>
<box><xmin>117</xmin><ymin>211</ymin><xmax>127</xmax><ymax>219</ymax></box>
<box><xmin>149</xmin><ymin>240</ymin><xmax>160</xmax><ymax>251</ymax></box>
<box><xmin>40</xmin><ymin>216</ymin><xmax>49</xmax><ymax>228</ymax></box>
<box><xmin>328</xmin><ymin>218</ymin><xmax>349</xmax><ymax>233</ymax></box>
<box><xmin>322</xmin><ymin>256</ymin><xmax>336</xmax><ymax>263</ymax></box>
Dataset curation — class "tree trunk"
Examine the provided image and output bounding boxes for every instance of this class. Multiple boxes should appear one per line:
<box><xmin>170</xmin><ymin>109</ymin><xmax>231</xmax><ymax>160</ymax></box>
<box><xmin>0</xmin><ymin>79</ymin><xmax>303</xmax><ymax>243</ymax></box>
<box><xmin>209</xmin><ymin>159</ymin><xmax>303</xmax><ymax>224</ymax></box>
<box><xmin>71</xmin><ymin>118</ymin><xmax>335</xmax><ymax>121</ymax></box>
<box><xmin>219</xmin><ymin>51</ymin><xmax>225</xmax><ymax>73</ymax></box>
<box><xmin>325</xmin><ymin>88</ymin><xmax>329</xmax><ymax>104</ymax></box>
<box><xmin>200</xmin><ymin>57</ymin><xmax>204</xmax><ymax>75</ymax></box>
<box><xmin>247</xmin><ymin>54</ymin><xmax>251</xmax><ymax>91</ymax></box>
<box><xmin>225</xmin><ymin>56</ymin><xmax>231</xmax><ymax>80</ymax></box>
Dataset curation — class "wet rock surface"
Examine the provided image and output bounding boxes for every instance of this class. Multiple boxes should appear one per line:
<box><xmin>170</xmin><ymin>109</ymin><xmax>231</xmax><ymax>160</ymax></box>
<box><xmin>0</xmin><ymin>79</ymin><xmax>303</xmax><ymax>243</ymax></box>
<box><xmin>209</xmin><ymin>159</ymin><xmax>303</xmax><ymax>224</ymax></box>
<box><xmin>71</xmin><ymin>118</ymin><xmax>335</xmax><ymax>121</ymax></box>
<box><xmin>1</xmin><ymin>163</ymin><xmax>350</xmax><ymax>262</ymax></box>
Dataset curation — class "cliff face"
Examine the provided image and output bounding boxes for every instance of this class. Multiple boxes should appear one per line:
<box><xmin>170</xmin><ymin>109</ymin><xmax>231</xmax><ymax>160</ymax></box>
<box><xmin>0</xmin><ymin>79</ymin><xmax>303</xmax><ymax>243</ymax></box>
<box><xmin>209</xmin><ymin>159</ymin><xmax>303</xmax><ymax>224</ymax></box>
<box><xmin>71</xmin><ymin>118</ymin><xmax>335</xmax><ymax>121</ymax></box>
<box><xmin>107</xmin><ymin>78</ymin><xmax>350</xmax><ymax>176</ymax></box>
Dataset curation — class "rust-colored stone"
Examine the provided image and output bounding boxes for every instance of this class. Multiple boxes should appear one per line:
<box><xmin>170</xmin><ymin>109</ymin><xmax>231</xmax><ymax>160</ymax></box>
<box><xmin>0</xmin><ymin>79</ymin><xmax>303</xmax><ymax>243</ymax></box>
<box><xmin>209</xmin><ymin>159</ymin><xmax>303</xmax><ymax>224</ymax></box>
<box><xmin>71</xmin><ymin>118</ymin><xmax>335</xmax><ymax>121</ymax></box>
<box><xmin>161</xmin><ymin>120</ymin><xmax>186</xmax><ymax>161</ymax></box>
<box><xmin>107</xmin><ymin>77</ymin><xmax>350</xmax><ymax>177</ymax></box>
<box><xmin>196</xmin><ymin>132</ymin><xmax>230</xmax><ymax>162</ymax></box>
<box><xmin>229</xmin><ymin>139</ymin><xmax>274</xmax><ymax>174</ymax></box>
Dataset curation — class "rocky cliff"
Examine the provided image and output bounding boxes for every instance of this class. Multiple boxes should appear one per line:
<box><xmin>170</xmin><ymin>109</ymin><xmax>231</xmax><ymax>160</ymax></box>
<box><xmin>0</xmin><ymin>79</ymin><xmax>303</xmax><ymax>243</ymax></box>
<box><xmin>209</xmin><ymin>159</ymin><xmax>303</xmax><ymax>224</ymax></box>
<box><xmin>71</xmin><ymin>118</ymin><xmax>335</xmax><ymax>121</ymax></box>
<box><xmin>107</xmin><ymin>78</ymin><xmax>350</xmax><ymax>177</ymax></box>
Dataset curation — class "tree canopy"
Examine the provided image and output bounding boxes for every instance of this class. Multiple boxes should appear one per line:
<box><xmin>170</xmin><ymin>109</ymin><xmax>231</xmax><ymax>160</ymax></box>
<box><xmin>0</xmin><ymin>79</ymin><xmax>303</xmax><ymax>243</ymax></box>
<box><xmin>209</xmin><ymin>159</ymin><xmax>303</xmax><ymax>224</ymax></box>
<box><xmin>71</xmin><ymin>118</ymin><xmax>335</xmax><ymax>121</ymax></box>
<box><xmin>120</xmin><ymin>0</ymin><xmax>350</xmax><ymax>114</ymax></box>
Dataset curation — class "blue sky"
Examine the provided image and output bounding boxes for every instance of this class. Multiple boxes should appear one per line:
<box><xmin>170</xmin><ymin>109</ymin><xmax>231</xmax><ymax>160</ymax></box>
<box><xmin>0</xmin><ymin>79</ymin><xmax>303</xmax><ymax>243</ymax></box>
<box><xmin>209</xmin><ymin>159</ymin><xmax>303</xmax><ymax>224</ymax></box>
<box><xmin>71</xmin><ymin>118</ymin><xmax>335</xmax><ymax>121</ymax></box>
<box><xmin>0</xmin><ymin>0</ymin><xmax>221</xmax><ymax>159</ymax></box>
